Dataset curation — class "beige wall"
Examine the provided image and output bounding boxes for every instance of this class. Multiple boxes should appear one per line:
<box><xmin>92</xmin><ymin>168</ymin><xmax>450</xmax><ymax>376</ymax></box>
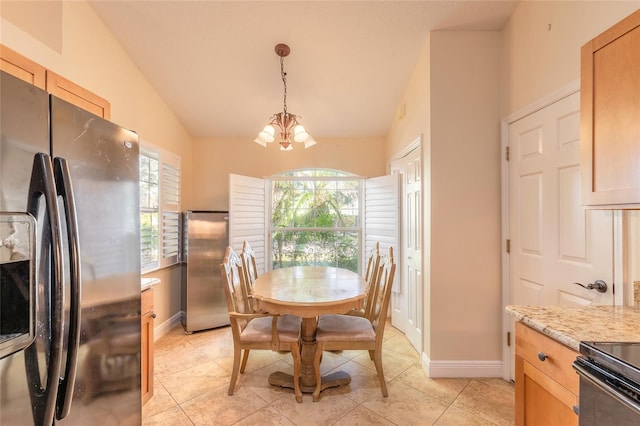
<box><xmin>385</xmin><ymin>2</ymin><xmax>640</xmax><ymax>368</ymax></box>
<box><xmin>430</xmin><ymin>31</ymin><xmax>502</xmax><ymax>361</ymax></box>
<box><xmin>501</xmin><ymin>1</ymin><xmax>640</xmax><ymax>116</ymax></box>
<box><xmin>386</xmin><ymin>36</ymin><xmax>433</xmax><ymax>356</ymax></box>
<box><xmin>1</xmin><ymin>1</ymin><xmax>193</xmax><ymax>330</ymax></box>
<box><xmin>386</xmin><ymin>37</ymin><xmax>431</xmax><ymax>160</ymax></box>
<box><xmin>386</xmin><ymin>31</ymin><xmax>502</xmax><ymax>365</ymax></box>
<box><xmin>192</xmin><ymin>136</ymin><xmax>386</xmax><ymax>210</ymax></box>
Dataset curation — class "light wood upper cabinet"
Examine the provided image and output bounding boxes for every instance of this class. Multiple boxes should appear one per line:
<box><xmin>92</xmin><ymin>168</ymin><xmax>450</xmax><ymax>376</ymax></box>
<box><xmin>0</xmin><ymin>44</ymin><xmax>111</xmax><ymax>120</ymax></box>
<box><xmin>0</xmin><ymin>45</ymin><xmax>46</xmax><ymax>89</ymax></box>
<box><xmin>46</xmin><ymin>70</ymin><xmax>111</xmax><ymax>120</ymax></box>
<box><xmin>580</xmin><ymin>9</ymin><xmax>640</xmax><ymax>207</ymax></box>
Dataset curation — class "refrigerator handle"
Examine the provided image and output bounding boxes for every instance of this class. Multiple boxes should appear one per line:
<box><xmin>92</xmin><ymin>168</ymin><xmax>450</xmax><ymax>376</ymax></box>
<box><xmin>25</xmin><ymin>153</ymin><xmax>65</xmax><ymax>426</ymax></box>
<box><xmin>53</xmin><ymin>157</ymin><xmax>81</xmax><ymax>420</ymax></box>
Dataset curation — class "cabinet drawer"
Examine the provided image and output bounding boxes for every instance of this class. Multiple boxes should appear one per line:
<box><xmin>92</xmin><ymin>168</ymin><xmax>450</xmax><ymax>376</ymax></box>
<box><xmin>141</xmin><ymin>288</ymin><xmax>154</xmax><ymax>315</ymax></box>
<box><xmin>515</xmin><ymin>322</ymin><xmax>579</xmax><ymax>395</ymax></box>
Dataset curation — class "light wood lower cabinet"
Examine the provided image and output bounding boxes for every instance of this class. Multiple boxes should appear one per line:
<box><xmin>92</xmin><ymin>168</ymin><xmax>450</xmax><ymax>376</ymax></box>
<box><xmin>141</xmin><ymin>288</ymin><xmax>155</xmax><ymax>405</ymax></box>
<box><xmin>515</xmin><ymin>322</ymin><xmax>579</xmax><ymax>426</ymax></box>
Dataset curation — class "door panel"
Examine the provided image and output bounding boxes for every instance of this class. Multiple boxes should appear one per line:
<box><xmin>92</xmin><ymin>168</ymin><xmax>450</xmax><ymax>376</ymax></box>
<box><xmin>390</xmin><ymin>146</ymin><xmax>422</xmax><ymax>354</ymax></box>
<box><xmin>510</xmin><ymin>92</ymin><xmax>613</xmax><ymax>307</ymax></box>
<box><xmin>507</xmin><ymin>91</ymin><xmax>614</xmax><ymax>378</ymax></box>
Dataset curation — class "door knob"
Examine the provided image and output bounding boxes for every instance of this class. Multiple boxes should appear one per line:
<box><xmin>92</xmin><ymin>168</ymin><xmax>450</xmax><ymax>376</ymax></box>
<box><xmin>574</xmin><ymin>280</ymin><xmax>607</xmax><ymax>293</ymax></box>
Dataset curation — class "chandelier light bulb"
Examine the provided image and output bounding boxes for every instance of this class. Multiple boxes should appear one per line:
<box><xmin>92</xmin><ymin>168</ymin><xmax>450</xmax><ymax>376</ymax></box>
<box><xmin>253</xmin><ymin>137</ymin><xmax>268</xmax><ymax>147</ymax></box>
<box><xmin>259</xmin><ymin>125</ymin><xmax>275</xmax><ymax>143</ymax></box>
<box><xmin>293</xmin><ymin>125</ymin><xmax>309</xmax><ymax>142</ymax></box>
<box><xmin>303</xmin><ymin>137</ymin><xmax>317</xmax><ymax>149</ymax></box>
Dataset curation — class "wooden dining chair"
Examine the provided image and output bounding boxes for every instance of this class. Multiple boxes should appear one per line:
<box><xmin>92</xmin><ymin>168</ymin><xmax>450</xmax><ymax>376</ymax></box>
<box><xmin>312</xmin><ymin>246</ymin><xmax>396</xmax><ymax>401</ymax></box>
<box><xmin>347</xmin><ymin>241</ymin><xmax>380</xmax><ymax>319</ymax></box>
<box><xmin>240</xmin><ymin>240</ymin><xmax>260</xmax><ymax>312</ymax></box>
<box><xmin>220</xmin><ymin>246</ymin><xmax>303</xmax><ymax>401</ymax></box>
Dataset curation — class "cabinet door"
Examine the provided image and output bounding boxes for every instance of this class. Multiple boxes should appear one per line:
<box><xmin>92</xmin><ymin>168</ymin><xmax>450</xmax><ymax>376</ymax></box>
<box><xmin>141</xmin><ymin>311</ymin><xmax>154</xmax><ymax>404</ymax></box>
<box><xmin>516</xmin><ymin>356</ymin><xmax>578</xmax><ymax>426</ymax></box>
<box><xmin>0</xmin><ymin>44</ymin><xmax>46</xmax><ymax>89</ymax></box>
<box><xmin>46</xmin><ymin>70</ymin><xmax>111</xmax><ymax>120</ymax></box>
<box><xmin>581</xmin><ymin>9</ymin><xmax>640</xmax><ymax>207</ymax></box>
<box><xmin>141</xmin><ymin>289</ymin><xmax>154</xmax><ymax>404</ymax></box>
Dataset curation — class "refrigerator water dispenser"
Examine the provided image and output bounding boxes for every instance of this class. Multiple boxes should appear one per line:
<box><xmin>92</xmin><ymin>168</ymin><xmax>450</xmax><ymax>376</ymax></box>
<box><xmin>0</xmin><ymin>212</ymin><xmax>35</xmax><ymax>359</ymax></box>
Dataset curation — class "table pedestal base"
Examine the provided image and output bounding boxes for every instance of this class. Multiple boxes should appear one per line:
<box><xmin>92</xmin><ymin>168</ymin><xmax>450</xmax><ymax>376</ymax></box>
<box><xmin>268</xmin><ymin>371</ymin><xmax>351</xmax><ymax>400</ymax></box>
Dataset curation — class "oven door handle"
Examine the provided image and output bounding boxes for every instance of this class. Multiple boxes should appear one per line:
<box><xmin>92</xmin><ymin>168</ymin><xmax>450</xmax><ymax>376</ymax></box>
<box><xmin>574</xmin><ymin>360</ymin><xmax>640</xmax><ymax>414</ymax></box>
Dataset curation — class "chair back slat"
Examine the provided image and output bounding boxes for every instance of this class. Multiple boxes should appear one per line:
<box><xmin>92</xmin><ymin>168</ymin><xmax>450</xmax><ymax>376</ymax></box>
<box><xmin>364</xmin><ymin>241</ymin><xmax>380</xmax><ymax>283</ymax></box>
<box><xmin>240</xmin><ymin>240</ymin><xmax>260</xmax><ymax>311</ymax></box>
<box><xmin>220</xmin><ymin>246</ymin><xmax>251</xmax><ymax>316</ymax></box>
<box><xmin>362</xmin><ymin>242</ymin><xmax>381</xmax><ymax>318</ymax></box>
<box><xmin>370</xmin><ymin>247</ymin><xmax>396</xmax><ymax>333</ymax></box>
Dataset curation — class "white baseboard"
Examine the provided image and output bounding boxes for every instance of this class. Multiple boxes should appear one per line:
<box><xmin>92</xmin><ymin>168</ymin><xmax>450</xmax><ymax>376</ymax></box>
<box><xmin>153</xmin><ymin>311</ymin><xmax>183</xmax><ymax>341</ymax></box>
<box><xmin>421</xmin><ymin>353</ymin><xmax>503</xmax><ymax>378</ymax></box>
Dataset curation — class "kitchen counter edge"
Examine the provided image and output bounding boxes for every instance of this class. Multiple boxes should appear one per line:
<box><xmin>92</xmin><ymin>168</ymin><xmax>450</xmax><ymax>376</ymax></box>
<box><xmin>141</xmin><ymin>277</ymin><xmax>161</xmax><ymax>292</ymax></box>
<box><xmin>506</xmin><ymin>305</ymin><xmax>640</xmax><ymax>351</ymax></box>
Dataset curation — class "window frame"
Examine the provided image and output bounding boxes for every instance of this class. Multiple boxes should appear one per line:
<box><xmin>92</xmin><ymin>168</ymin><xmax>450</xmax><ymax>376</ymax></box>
<box><xmin>228</xmin><ymin>171</ymin><xmax>399</xmax><ymax>282</ymax></box>
<box><xmin>139</xmin><ymin>141</ymin><xmax>181</xmax><ymax>273</ymax></box>
<box><xmin>268</xmin><ymin>170</ymin><xmax>363</xmax><ymax>273</ymax></box>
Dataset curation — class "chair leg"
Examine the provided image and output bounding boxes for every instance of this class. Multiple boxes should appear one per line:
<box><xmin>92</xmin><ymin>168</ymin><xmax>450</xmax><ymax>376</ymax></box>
<box><xmin>312</xmin><ymin>342</ymin><xmax>324</xmax><ymax>402</ymax></box>
<box><xmin>291</xmin><ymin>342</ymin><xmax>303</xmax><ymax>403</ymax></box>
<box><xmin>372</xmin><ymin>349</ymin><xmax>388</xmax><ymax>397</ymax></box>
<box><xmin>229</xmin><ymin>346</ymin><xmax>242</xmax><ymax>395</ymax></box>
<box><xmin>240</xmin><ymin>349</ymin><xmax>250</xmax><ymax>373</ymax></box>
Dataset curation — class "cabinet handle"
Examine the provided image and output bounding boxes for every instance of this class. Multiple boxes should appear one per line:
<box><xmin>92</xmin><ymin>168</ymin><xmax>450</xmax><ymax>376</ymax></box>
<box><xmin>537</xmin><ymin>352</ymin><xmax>548</xmax><ymax>361</ymax></box>
<box><xmin>573</xmin><ymin>405</ymin><xmax>579</xmax><ymax>415</ymax></box>
<box><xmin>151</xmin><ymin>313</ymin><xmax>157</xmax><ymax>319</ymax></box>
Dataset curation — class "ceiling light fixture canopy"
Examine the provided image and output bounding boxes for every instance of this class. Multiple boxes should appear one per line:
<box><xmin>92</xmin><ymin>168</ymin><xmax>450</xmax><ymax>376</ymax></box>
<box><xmin>254</xmin><ymin>43</ymin><xmax>316</xmax><ymax>151</ymax></box>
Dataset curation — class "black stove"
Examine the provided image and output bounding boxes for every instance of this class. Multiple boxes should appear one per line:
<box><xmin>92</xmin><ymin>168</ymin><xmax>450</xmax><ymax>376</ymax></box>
<box><xmin>574</xmin><ymin>342</ymin><xmax>640</xmax><ymax>425</ymax></box>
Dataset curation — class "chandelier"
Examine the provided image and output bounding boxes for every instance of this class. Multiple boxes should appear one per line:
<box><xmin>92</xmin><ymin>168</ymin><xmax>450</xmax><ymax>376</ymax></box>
<box><xmin>254</xmin><ymin>43</ymin><xmax>316</xmax><ymax>151</ymax></box>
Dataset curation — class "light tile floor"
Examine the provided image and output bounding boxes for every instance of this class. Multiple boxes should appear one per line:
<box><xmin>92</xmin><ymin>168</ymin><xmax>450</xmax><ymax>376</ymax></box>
<box><xmin>143</xmin><ymin>323</ymin><xmax>514</xmax><ymax>425</ymax></box>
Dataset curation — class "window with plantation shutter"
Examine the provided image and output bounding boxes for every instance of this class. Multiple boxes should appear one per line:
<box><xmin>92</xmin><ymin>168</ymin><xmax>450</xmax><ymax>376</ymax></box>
<box><xmin>140</xmin><ymin>142</ymin><xmax>181</xmax><ymax>272</ymax></box>
<box><xmin>161</xmin><ymin>162</ymin><xmax>180</xmax><ymax>266</ymax></box>
<box><xmin>140</xmin><ymin>152</ymin><xmax>159</xmax><ymax>271</ymax></box>
<box><xmin>229</xmin><ymin>170</ymin><xmax>398</xmax><ymax>277</ymax></box>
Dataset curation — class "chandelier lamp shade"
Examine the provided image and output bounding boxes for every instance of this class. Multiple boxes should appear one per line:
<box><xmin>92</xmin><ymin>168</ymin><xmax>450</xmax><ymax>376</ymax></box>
<box><xmin>254</xmin><ymin>43</ymin><xmax>317</xmax><ymax>151</ymax></box>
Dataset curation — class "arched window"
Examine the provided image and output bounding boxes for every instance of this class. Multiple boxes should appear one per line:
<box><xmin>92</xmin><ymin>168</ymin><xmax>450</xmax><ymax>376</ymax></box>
<box><xmin>229</xmin><ymin>170</ymin><xmax>398</xmax><ymax>278</ymax></box>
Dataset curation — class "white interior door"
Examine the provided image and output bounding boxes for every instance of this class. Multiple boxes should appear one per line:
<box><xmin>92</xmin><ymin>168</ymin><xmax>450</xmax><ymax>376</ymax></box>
<box><xmin>507</xmin><ymin>91</ymin><xmax>614</xmax><ymax>377</ymax></box>
<box><xmin>390</xmin><ymin>146</ymin><xmax>422</xmax><ymax>354</ymax></box>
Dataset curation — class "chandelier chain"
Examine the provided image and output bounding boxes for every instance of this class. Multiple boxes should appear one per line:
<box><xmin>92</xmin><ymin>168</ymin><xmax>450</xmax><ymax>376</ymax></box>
<box><xmin>281</xmin><ymin>55</ymin><xmax>287</xmax><ymax>115</ymax></box>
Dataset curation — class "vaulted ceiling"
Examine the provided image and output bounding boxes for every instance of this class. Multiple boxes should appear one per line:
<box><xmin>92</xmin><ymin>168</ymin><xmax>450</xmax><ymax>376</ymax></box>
<box><xmin>89</xmin><ymin>1</ymin><xmax>519</xmax><ymax>140</ymax></box>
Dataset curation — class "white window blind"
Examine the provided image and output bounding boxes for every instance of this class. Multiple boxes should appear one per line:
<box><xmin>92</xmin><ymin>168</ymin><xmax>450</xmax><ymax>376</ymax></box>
<box><xmin>161</xmin><ymin>162</ymin><xmax>180</xmax><ymax>266</ymax></box>
<box><xmin>229</xmin><ymin>173</ymin><xmax>267</xmax><ymax>274</ymax></box>
<box><xmin>364</xmin><ymin>174</ymin><xmax>400</xmax><ymax>291</ymax></box>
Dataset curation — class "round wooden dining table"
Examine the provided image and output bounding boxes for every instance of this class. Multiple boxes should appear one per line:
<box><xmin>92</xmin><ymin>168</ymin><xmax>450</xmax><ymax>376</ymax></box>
<box><xmin>251</xmin><ymin>266</ymin><xmax>367</xmax><ymax>397</ymax></box>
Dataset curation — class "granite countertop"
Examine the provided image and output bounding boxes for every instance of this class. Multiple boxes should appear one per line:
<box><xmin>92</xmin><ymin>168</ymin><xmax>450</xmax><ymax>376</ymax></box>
<box><xmin>506</xmin><ymin>305</ymin><xmax>640</xmax><ymax>351</ymax></box>
<box><xmin>141</xmin><ymin>277</ymin><xmax>160</xmax><ymax>292</ymax></box>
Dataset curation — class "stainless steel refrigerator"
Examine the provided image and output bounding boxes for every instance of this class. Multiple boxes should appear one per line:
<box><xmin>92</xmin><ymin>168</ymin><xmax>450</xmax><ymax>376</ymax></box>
<box><xmin>0</xmin><ymin>71</ymin><xmax>141</xmax><ymax>425</ymax></box>
<box><xmin>182</xmin><ymin>210</ymin><xmax>229</xmax><ymax>333</ymax></box>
